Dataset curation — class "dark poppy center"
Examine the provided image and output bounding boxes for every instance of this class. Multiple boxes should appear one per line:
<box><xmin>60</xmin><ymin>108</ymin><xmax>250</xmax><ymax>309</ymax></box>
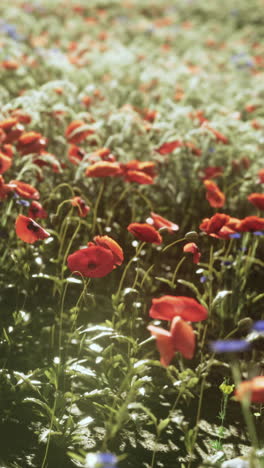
<box><xmin>87</xmin><ymin>262</ymin><xmax>97</xmax><ymax>270</ymax></box>
<box><xmin>27</xmin><ymin>221</ymin><xmax>39</xmax><ymax>232</ymax></box>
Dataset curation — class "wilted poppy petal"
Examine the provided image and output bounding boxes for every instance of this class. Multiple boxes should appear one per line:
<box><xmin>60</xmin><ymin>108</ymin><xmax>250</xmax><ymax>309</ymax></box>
<box><xmin>149</xmin><ymin>296</ymin><xmax>208</xmax><ymax>322</ymax></box>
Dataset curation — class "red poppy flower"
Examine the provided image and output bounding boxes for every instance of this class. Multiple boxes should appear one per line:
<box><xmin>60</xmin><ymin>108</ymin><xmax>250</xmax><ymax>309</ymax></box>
<box><xmin>93</xmin><ymin>147</ymin><xmax>113</xmax><ymax>160</ymax></box>
<box><xmin>127</xmin><ymin>223</ymin><xmax>162</xmax><ymax>244</ymax></box>
<box><xmin>203</xmin><ymin>123</ymin><xmax>229</xmax><ymax>144</ymax></box>
<box><xmin>184</xmin><ymin>141</ymin><xmax>202</xmax><ymax>156</ymax></box>
<box><xmin>28</xmin><ymin>201</ymin><xmax>48</xmax><ymax>220</ymax></box>
<box><xmin>71</xmin><ymin>196</ymin><xmax>90</xmax><ymax>217</ymax></box>
<box><xmin>124</xmin><ymin>170</ymin><xmax>154</xmax><ymax>184</ymax></box>
<box><xmin>10</xmin><ymin>180</ymin><xmax>40</xmax><ymax>200</ymax></box>
<box><xmin>1</xmin><ymin>144</ymin><xmax>14</xmax><ymax>158</ymax></box>
<box><xmin>85</xmin><ymin>161</ymin><xmax>121</xmax><ymax>177</ymax></box>
<box><xmin>199</xmin><ymin>166</ymin><xmax>223</xmax><ymax>181</ymax></box>
<box><xmin>156</xmin><ymin>140</ymin><xmax>183</xmax><ymax>155</ymax></box>
<box><xmin>258</xmin><ymin>169</ymin><xmax>264</xmax><ymax>183</ymax></box>
<box><xmin>199</xmin><ymin>213</ymin><xmax>239</xmax><ymax>239</ymax></box>
<box><xmin>0</xmin><ymin>175</ymin><xmax>16</xmax><ymax>200</ymax></box>
<box><xmin>17</xmin><ymin>132</ymin><xmax>47</xmax><ymax>155</ymax></box>
<box><xmin>245</xmin><ymin>104</ymin><xmax>258</xmax><ymax>113</ymax></box>
<box><xmin>247</xmin><ymin>193</ymin><xmax>264</xmax><ymax>210</ymax></box>
<box><xmin>189</xmin><ymin>109</ymin><xmax>208</xmax><ymax>125</ymax></box>
<box><xmin>200</xmin><ymin>213</ymin><xmax>230</xmax><ymax>235</ymax></box>
<box><xmin>2</xmin><ymin>60</ymin><xmax>20</xmax><ymax>70</ymax></box>
<box><xmin>68</xmin><ymin>145</ymin><xmax>86</xmax><ymax>165</ymax></box>
<box><xmin>203</xmin><ymin>180</ymin><xmax>225</xmax><ymax>208</ymax></box>
<box><xmin>237</xmin><ymin>216</ymin><xmax>264</xmax><ymax>232</ymax></box>
<box><xmin>121</xmin><ymin>160</ymin><xmax>156</xmax><ymax>178</ymax></box>
<box><xmin>33</xmin><ymin>151</ymin><xmax>62</xmax><ymax>173</ymax></box>
<box><xmin>15</xmin><ymin>214</ymin><xmax>50</xmax><ymax>244</ymax></box>
<box><xmin>170</xmin><ymin>316</ymin><xmax>195</xmax><ymax>359</ymax></box>
<box><xmin>10</xmin><ymin>109</ymin><xmax>31</xmax><ymax>124</ymax></box>
<box><xmin>149</xmin><ymin>296</ymin><xmax>208</xmax><ymax>322</ymax></box>
<box><xmin>183</xmin><ymin>242</ymin><xmax>201</xmax><ymax>264</ymax></box>
<box><xmin>149</xmin><ymin>212</ymin><xmax>179</xmax><ymax>233</ymax></box>
<box><xmin>0</xmin><ymin>152</ymin><xmax>12</xmax><ymax>174</ymax></box>
<box><xmin>93</xmin><ymin>235</ymin><xmax>124</xmax><ymax>266</ymax></box>
<box><xmin>235</xmin><ymin>376</ymin><xmax>264</xmax><ymax>403</ymax></box>
<box><xmin>0</xmin><ymin>118</ymin><xmax>24</xmax><ymax>144</ymax></box>
<box><xmin>81</xmin><ymin>95</ymin><xmax>93</xmax><ymax>108</ymax></box>
<box><xmin>67</xmin><ymin>245</ymin><xmax>115</xmax><ymax>278</ymax></box>
<box><xmin>148</xmin><ymin>316</ymin><xmax>195</xmax><ymax>366</ymax></box>
<box><xmin>65</xmin><ymin>120</ymin><xmax>94</xmax><ymax>144</ymax></box>
<box><xmin>142</xmin><ymin>109</ymin><xmax>157</xmax><ymax>122</ymax></box>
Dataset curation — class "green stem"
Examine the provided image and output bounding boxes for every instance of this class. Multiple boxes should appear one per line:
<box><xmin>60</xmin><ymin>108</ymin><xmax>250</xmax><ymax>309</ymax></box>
<box><xmin>171</xmin><ymin>256</ymin><xmax>186</xmax><ymax>287</ymax></box>
<box><xmin>231</xmin><ymin>362</ymin><xmax>259</xmax><ymax>450</ymax></box>
<box><xmin>162</xmin><ymin>237</ymin><xmax>188</xmax><ymax>253</ymax></box>
<box><xmin>91</xmin><ymin>180</ymin><xmax>105</xmax><ymax>235</ymax></box>
<box><xmin>115</xmin><ymin>242</ymin><xmax>146</xmax><ymax>304</ymax></box>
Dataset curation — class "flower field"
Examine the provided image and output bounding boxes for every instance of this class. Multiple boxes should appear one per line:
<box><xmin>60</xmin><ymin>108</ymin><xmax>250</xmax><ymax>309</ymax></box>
<box><xmin>0</xmin><ymin>0</ymin><xmax>264</xmax><ymax>467</ymax></box>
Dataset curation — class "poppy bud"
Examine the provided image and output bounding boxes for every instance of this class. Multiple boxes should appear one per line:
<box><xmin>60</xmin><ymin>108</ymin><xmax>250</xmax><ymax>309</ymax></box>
<box><xmin>185</xmin><ymin>231</ymin><xmax>198</xmax><ymax>240</ymax></box>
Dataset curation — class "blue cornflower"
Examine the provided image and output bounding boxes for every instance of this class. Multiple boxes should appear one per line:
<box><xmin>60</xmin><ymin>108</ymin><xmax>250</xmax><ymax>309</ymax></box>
<box><xmin>200</xmin><ymin>275</ymin><xmax>207</xmax><ymax>283</ymax></box>
<box><xmin>210</xmin><ymin>340</ymin><xmax>250</xmax><ymax>353</ymax></box>
<box><xmin>252</xmin><ymin>321</ymin><xmax>264</xmax><ymax>332</ymax></box>
<box><xmin>85</xmin><ymin>452</ymin><xmax>118</xmax><ymax>468</ymax></box>
<box><xmin>253</xmin><ymin>231</ymin><xmax>264</xmax><ymax>236</ymax></box>
<box><xmin>229</xmin><ymin>233</ymin><xmax>241</xmax><ymax>239</ymax></box>
<box><xmin>15</xmin><ymin>199</ymin><xmax>30</xmax><ymax>207</ymax></box>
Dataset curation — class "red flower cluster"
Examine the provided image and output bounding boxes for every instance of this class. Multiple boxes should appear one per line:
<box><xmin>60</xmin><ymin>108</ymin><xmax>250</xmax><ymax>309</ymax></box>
<box><xmin>200</xmin><ymin>213</ymin><xmax>264</xmax><ymax>238</ymax></box>
<box><xmin>121</xmin><ymin>160</ymin><xmax>157</xmax><ymax>185</ymax></box>
<box><xmin>148</xmin><ymin>296</ymin><xmax>208</xmax><ymax>366</ymax></box>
